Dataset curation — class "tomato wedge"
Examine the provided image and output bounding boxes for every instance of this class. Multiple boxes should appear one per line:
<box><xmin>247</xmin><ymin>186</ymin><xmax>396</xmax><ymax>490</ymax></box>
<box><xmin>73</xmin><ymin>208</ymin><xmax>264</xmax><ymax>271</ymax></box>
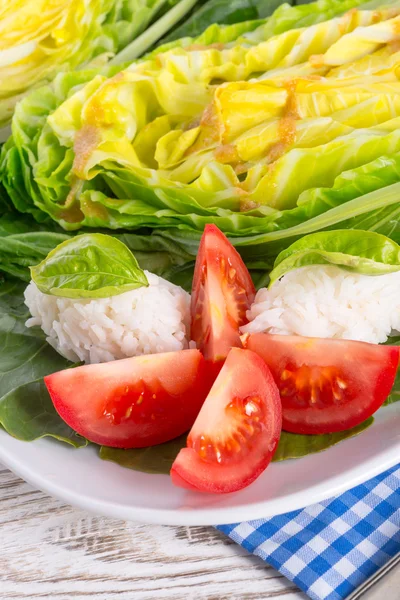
<box><xmin>191</xmin><ymin>224</ymin><xmax>255</xmax><ymax>364</ymax></box>
<box><xmin>170</xmin><ymin>347</ymin><xmax>282</xmax><ymax>493</ymax></box>
<box><xmin>244</xmin><ymin>333</ymin><xmax>400</xmax><ymax>434</ymax></box>
<box><xmin>45</xmin><ymin>350</ymin><xmax>211</xmax><ymax>448</ymax></box>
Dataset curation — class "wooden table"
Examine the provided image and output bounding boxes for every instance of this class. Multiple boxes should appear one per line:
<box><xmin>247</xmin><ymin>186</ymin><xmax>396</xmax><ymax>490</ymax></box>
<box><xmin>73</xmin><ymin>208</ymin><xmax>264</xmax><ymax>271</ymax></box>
<box><xmin>0</xmin><ymin>464</ymin><xmax>306</xmax><ymax>600</ymax></box>
<box><xmin>1</xmin><ymin>463</ymin><xmax>399</xmax><ymax>600</ymax></box>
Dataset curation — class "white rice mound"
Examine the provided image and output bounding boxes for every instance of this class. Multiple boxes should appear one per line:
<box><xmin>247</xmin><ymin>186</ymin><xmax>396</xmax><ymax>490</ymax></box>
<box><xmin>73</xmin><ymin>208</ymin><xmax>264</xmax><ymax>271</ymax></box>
<box><xmin>24</xmin><ymin>271</ymin><xmax>191</xmax><ymax>364</ymax></box>
<box><xmin>242</xmin><ymin>265</ymin><xmax>400</xmax><ymax>344</ymax></box>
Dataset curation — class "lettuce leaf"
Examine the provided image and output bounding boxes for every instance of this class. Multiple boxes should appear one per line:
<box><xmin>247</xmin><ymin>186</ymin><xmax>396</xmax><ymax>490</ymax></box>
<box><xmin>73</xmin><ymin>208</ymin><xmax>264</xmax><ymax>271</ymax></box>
<box><xmin>153</xmin><ymin>180</ymin><xmax>400</xmax><ymax>269</ymax></box>
<box><xmin>3</xmin><ymin>0</ymin><xmax>394</xmax><ymax>232</ymax></box>
<box><xmin>0</xmin><ymin>67</ymin><xmax>121</xmax><ymax>221</ymax></box>
<box><xmin>110</xmin><ymin>0</ymin><xmax>203</xmax><ymax>62</ymax></box>
<box><xmin>4</xmin><ymin>0</ymin><xmax>400</xmax><ymax>285</ymax></box>
<box><xmin>155</xmin><ymin>0</ymin><xmax>380</xmax><ymax>52</ymax></box>
<box><xmin>0</xmin><ymin>0</ymin><xmax>185</xmax><ymax>131</ymax></box>
<box><xmin>161</xmin><ymin>0</ymin><xmax>291</xmax><ymax>43</ymax></box>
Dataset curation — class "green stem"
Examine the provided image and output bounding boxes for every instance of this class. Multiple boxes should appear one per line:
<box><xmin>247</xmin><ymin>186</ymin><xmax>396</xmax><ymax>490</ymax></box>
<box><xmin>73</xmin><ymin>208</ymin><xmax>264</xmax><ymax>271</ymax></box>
<box><xmin>110</xmin><ymin>0</ymin><xmax>199</xmax><ymax>64</ymax></box>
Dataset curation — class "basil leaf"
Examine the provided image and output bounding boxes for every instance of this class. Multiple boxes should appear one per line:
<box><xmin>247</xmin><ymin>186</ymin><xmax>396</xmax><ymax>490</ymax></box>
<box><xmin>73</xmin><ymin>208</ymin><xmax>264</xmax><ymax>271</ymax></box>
<box><xmin>0</xmin><ymin>232</ymin><xmax>70</xmax><ymax>281</ymax></box>
<box><xmin>385</xmin><ymin>336</ymin><xmax>400</xmax><ymax>346</ymax></box>
<box><xmin>31</xmin><ymin>233</ymin><xmax>149</xmax><ymax>298</ymax></box>
<box><xmin>99</xmin><ymin>434</ymin><xmax>188</xmax><ymax>474</ymax></box>
<box><xmin>0</xmin><ymin>279</ymin><xmax>71</xmax><ymax>398</ymax></box>
<box><xmin>0</xmin><ymin>210</ymin><xmax>195</xmax><ymax>285</ymax></box>
<box><xmin>0</xmin><ymin>379</ymin><xmax>87</xmax><ymax>448</ymax></box>
<box><xmin>98</xmin><ymin>419</ymin><xmax>373</xmax><ymax>474</ymax></box>
<box><xmin>384</xmin><ymin>387</ymin><xmax>400</xmax><ymax>406</ymax></box>
<box><xmin>270</xmin><ymin>230</ymin><xmax>400</xmax><ymax>286</ymax></box>
<box><xmin>272</xmin><ymin>419</ymin><xmax>373</xmax><ymax>462</ymax></box>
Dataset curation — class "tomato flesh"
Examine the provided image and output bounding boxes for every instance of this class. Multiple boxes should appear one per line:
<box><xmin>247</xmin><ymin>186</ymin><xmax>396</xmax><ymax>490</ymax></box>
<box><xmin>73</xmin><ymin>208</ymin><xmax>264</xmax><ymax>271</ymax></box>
<box><xmin>244</xmin><ymin>333</ymin><xmax>400</xmax><ymax>434</ymax></box>
<box><xmin>191</xmin><ymin>225</ymin><xmax>255</xmax><ymax>363</ymax></box>
<box><xmin>170</xmin><ymin>347</ymin><xmax>282</xmax><ymax>493</ymax></box>
<box><xmin>45</xmin><ymin>350</ymin><xmax>211</xmax><ymax>448</ymax></box>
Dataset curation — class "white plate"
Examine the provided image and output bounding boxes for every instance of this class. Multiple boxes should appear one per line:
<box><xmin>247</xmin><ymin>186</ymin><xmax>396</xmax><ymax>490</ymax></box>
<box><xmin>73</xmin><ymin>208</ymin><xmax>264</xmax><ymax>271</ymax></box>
<box><xmin>0</xmin><ymin>404</ymin><xmax>399</xmax><ymax>525</ymax></box>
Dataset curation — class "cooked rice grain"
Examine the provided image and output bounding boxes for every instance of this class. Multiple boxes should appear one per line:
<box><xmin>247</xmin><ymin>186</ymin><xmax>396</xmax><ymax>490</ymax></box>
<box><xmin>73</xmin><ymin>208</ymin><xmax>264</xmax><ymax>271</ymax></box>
<box><xmin>24</xmin><ymin>271</ymin><xmax>191</xmax><ymax>363</ymax></box>
<box><xmin>242</xmin><ymin>265</ymin><xmax>400</xmax><ymax>344</ymax></box>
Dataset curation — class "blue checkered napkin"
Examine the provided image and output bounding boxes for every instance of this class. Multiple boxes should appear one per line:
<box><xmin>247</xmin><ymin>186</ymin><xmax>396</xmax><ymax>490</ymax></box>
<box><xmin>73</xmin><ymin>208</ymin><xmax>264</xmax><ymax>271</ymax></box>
<box><xmin>217</xmin><ymin>464</ymin><xmax>400</xmax><ymax>600</ymax></box>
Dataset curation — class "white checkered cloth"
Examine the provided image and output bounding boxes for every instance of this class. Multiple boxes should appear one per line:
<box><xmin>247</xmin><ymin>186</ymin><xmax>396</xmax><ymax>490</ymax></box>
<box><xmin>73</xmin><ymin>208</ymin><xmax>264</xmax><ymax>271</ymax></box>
<box><xmin>217</xmin><ymin>464</ymin><xmax>400</xmax><ymax>600</ymax></box>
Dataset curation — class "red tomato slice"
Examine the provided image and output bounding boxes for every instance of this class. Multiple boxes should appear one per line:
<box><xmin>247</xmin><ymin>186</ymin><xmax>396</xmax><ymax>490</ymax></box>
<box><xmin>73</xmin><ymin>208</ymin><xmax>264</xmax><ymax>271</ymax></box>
<box><xmin>170</xmin><ymin>347</ymin><xmax>282</xmax><ymax>493</ymax></box>
<box><xmin>191</xmin><ymin>224</ymin><xmax>255</xmax><ymax>363</ymax></box>
<box><xmin>244</xmin><ymin>333</ymin><xmax>400</xmax><ymax>434</ymax></box>
<box><xmin>45</xmin><ymin>350</ymin><xmax>211</xmax><ymax>448</ymax></box>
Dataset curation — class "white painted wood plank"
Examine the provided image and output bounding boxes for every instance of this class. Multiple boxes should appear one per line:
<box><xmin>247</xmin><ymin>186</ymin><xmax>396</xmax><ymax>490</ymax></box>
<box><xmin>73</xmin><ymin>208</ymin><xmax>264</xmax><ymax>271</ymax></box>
<box><xmin>0</xmin><ymin>465</ymin><xmax>306</xmax><ymax>600</ymax></box>
<box><xmin>361</xmin><ymin>565</ymin><xmax>400</xmax><ymax>600</ymax></box>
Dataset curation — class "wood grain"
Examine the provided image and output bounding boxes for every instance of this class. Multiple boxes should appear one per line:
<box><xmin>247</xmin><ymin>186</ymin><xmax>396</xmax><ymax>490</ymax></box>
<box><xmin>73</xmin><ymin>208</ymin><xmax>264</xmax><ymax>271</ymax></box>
<box><xmin>362</xmin><ymin>563</ymin><xmax>400</xmax><ymax>600</ymax></box>
<box><xmin>0</xmin><ymin>465</ymin><xmax>306</xmax><ymax>600</ymax></box>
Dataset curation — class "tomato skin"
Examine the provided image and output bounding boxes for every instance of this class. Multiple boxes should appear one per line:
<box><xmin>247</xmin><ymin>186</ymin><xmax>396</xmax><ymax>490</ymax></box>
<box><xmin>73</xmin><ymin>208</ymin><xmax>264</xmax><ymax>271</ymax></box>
<box><xmin>170</xmin><ymin>447</ymin><xmax>272</xmax><ymax>493</ymax></box>
<box><xmin>45</xmin><ymin>350</ymin><xmax>212</xmax><ymax>448</ymax></box>
<box><xmin>244</xmin><ymin>333</ymin><xmax>400</xmax><ymax>434</ymax></box>
<box><xmin>170</xmin><ymin>347</ymin><xmax>282</xmax><ymax>494</ymax></box>
<box><xmin>191</xmin><ymin>225</ymin><xmax>255</xmax><ymax>364</ymax></box>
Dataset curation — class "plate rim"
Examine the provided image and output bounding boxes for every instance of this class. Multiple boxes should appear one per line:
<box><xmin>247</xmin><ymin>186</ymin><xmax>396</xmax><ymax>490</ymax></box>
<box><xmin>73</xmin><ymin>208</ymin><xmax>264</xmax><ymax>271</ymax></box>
<box><xmin>0</xmin><ymin>428</ymin><xmax>399</xmax><ymax>526</ymax></box>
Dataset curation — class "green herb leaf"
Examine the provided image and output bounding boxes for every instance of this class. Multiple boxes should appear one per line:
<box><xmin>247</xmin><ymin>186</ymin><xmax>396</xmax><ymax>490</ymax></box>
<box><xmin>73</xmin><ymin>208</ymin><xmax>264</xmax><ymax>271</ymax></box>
<box><xmin>0</xmin><ymin>378</ymin><xmax>87</xmax><ymax>447</ymax></box>
<box><xmin>384</xmin><ymin>386</ymin><xmax>400</xmax><ymax>405</ymax></box>
<box><xmin>0</xmin><ymin>210</ymin><xmax>195</xmax><ymax>284</ymax></box>
<box><xmin>31</xmin><ymin>233</ymin><xmax>149</xmax><ymax>299</ymax></box>
<box><xmin>269</xmin><ymin>230</ymin><xmax>400</xmax><ymax>286</ymax></box>
<box><xmin>0</xmin><ymin>230</ymin><xmax>70</xmax><ymax>282</ymax></box>
<box><xmin>272</xmin><ymin>419</ymin><xmax>373</xmax><ymax>462</ymax></box>
<box><xmin>0</xmin><ymin>280</ymin><xmax>71</xmax><ymax>399</ymax></box>
<box><xmin>98</xmin><ymin>418</ymin><xmax>373</xmax><ymax>474</ymax></box>
<box><xmin>99</xmin><ymin>434</ymin><xmax>188</xmax><ymax>473</ymax></box>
